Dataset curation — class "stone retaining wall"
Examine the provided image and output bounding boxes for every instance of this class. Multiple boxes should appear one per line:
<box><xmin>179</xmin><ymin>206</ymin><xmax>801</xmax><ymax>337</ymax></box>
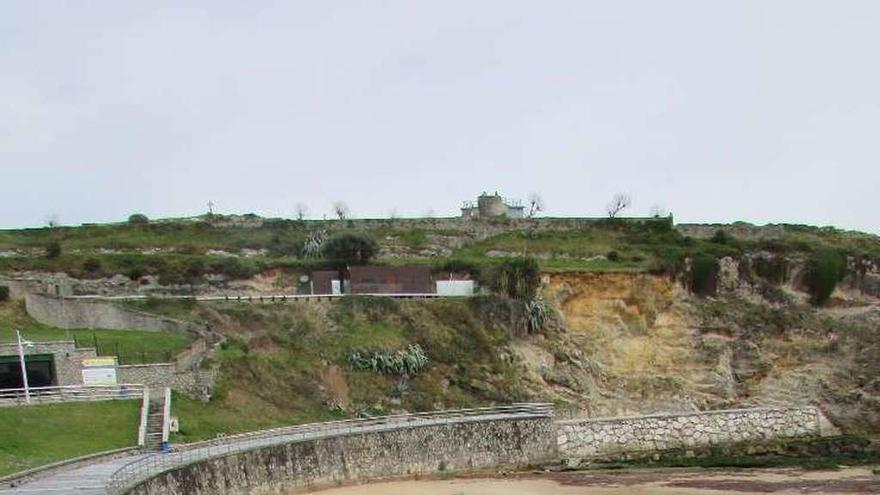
<box><xmin>117</xmin><ymin>364</ymin><xmax>214</xmax><ymax>399</ymax></box>
<box><xmin>24</xmin><ymin>294</ymin><xmax>204</xmax><ymax>334</ymax></box>
<box><xmin>129</xmin><ymin>416</ymin><xmax>556</xmax><ymax>495</ymax></box>
<box><xmin>557</xmin><ymin>407</ymin><xmax>821</xmax><ymax>461</ymax></box>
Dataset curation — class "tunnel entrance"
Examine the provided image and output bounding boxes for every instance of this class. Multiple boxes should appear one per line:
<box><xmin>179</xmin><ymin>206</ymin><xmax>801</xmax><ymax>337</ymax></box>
<box><xmin>0</xmin><ymin>354</ymin><xmax>57</xmax><ymax>389</ymax></box>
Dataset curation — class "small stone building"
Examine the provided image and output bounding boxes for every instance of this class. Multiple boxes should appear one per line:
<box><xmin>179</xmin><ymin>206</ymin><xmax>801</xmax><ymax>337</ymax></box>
<box><xmin>461</xmin><ymin>192</ymin><xmax>524</xmax><ymax>219</ymax></box>
<box><xmin>0</xmin><ymin>341</ymin><xmax>96</xmax><ymax>389</ymax></box>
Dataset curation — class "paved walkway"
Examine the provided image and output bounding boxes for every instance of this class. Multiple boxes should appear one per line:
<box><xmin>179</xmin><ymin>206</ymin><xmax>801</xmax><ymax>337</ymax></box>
<box><xmin>2</xmin><ymin>407</ymin><xmax>551</xmax><ymax>495</ymax></box>
<box><xmin>1</xmin><ymin>455</ymin><xmax>151</xmax><ymax>495</ymax></box>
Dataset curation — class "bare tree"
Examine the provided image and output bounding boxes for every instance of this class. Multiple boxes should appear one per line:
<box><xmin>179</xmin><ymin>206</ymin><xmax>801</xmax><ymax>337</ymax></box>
<box><xmin>649</xmin><ymin>204</ymin><xmax>668</xmax><ymax>218</ymax></box>
<box><xmin>295</xmin><ymin>203</ymin><xmax>308</xmax><ymax>221</ymax></box>
<box><xmin>527</xmin><ymin>193</ymin><xmax>545</xmax><ymax>218</ymax></box>
<box><xmin>332</xmin><ymin>201</ymin><xmax>350</xmax><ymax>221</ymax></box>
<box><xmin>606</xmin><ymin>193</ymin><xmax>631</xmax><ymax>218</ymax></box>
<box><xmin>44</xmin><ymin>212</ymin><xmax>60</xmax><ymax>228</ymax></box>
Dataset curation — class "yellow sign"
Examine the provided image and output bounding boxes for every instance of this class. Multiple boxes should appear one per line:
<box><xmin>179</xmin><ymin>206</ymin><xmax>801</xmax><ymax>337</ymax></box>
<box><xmin>82</xmin><ymin>357</ymin><xmax>117</xmax><ymax>367</ymax></box>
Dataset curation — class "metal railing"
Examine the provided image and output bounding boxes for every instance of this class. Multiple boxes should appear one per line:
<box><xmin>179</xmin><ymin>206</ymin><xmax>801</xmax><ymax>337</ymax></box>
<box><xmin>67</xmin><ymin>293</ymin><xmax>449</xmax><ymax>302</ymax></box>
<box><xmin>0</xmin><ymin>384</ymin><xmax>145</xmax><ymax>406</ymax></box>
<box><xmin>105</xmin><ymin>403</ymin><xmax>552</xmax><ymax>495</ymax></box>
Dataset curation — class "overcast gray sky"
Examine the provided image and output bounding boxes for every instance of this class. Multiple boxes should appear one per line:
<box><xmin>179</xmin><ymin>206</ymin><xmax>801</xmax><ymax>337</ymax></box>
<box><xmin>2</xmin><ymin>1</ymin><xmax>878</xmax><ymax>232</ymax></box>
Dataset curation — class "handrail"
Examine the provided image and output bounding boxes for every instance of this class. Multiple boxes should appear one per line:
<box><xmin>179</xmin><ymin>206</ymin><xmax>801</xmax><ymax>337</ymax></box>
<box><xmin>105</xmin><ymin>403</ymin><xmax>553</xmax><ymax>495</ymax></box>
<box><xmin>160</xmin><ymin>388</ymin><xmax>171</xmax><ymax>449</ymax></box>
<box><xmin>64</xmin><ymin>293</ymin><xmax>454</xmax><ymax>302</ymax></box>
<box><xmin>0</xmin><ymin>384</ymin><xmax>145</xmax><ymax>406</ymax></box>
<box><xmin>137</xmin><ymin>389</ymin><xmax>150</xmax><ymax>448</ymax></box>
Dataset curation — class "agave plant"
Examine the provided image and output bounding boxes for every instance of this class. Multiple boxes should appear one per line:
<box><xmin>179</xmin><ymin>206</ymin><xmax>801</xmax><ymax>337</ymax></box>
<box><xmin>345</xmin><ymin>345</ymin><xmax>429</xmax><ymax>376</ymax></box>
<box><xmin>525</xmin><ymin>296</ymin><xmax>549</xmax><ymax>333</ymax></box>
<box><xmin>302</xmin><ymin>230</ymin><xmax>327</xmax><ymax>258</ymax></box>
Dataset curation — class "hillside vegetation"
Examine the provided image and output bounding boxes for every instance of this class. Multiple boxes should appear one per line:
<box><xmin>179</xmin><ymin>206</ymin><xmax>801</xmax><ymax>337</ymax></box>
<box><xmin>1</xmin><ymin>216</ymin><xmax>878</xmax><ymax>285</ymax></box>
<box><xmin>1</xmin><ymin>215</ymin><xmax>879</xmax><ymax>444</ymax></box>
<box><xmin>149</xmin><ymin>296</ymin><xmax>534</xmax><ymax>442</ymax></box>
<box><xmin>142</xmin><ymin>270</ymin><xmax>880</xmax><ymax>442</ymax></box>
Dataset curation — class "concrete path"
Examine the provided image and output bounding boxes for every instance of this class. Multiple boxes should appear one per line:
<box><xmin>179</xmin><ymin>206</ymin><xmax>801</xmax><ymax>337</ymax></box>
<box><xmin>1</xmin><ymin>454</ymin><xmax>151</xmax><ymax>495</ymax></box>
<box><xmin>1</xmin><ymin>408</ymin><xmax>551</xmax><ymax>495</ymax></box>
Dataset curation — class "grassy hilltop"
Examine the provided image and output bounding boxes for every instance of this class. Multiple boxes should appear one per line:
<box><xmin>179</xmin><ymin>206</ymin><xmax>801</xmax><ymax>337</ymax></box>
<box><xmin>1</xmin><ymin>214</ymin><xmax>878</xmax><ymax>287</ymax></box>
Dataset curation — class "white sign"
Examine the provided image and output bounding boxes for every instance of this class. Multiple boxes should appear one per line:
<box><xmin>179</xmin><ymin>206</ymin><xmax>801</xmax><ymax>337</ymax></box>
<box><xmin>82</xmin><ymin>357</ymin><xmax>118</xmax><ymax>386</ymax></box>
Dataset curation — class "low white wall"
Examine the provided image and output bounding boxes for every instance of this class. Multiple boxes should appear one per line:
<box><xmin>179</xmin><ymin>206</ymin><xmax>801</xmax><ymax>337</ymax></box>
<box><xmin>436</xmin><ymin>280</ymin><xmax>474</xmax><ymax>296</ymax></box>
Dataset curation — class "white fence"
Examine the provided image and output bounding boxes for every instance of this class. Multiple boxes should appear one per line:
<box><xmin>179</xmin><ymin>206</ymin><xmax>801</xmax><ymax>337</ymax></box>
<box><xmin>105</xmin><ymin>403</ymin><xmax>553</xmax><ymax>495</ymax></box>
<box><xmin>0</xmin><ymin>384</ymin><xmax>145</xmax><ymax>407</ymax></box>
<box><xmin>137</xmin><ymin>389</ymin><xmax>150</xmax><ymax>447</ymax></box>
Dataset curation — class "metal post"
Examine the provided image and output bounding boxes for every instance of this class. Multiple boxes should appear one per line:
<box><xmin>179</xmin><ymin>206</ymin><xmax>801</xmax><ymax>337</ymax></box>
<box><xmin>16</xmin><ymin>331</ymin><xmax>31</xmax><ymax>404</ymax></box>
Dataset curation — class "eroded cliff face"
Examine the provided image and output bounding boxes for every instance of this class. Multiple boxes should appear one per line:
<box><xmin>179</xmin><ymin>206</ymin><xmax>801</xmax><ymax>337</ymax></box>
<box><xmin>109</xmin><ymin>269</ymin><xmax>879</xmax><ymax>440</ymax></box>
<box><xmin>525</xmin><ymin>272</ymin><xmax>879</xmax><ymax>437</ymax></box>
<box><xmin>528</xmin><ymin>272</ymin><xmax>722</xmax><ymax>417</ymax></box>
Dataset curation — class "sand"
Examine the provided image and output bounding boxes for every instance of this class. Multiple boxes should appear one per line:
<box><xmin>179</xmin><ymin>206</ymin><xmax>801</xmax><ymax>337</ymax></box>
<box><xmin>310</xmin><ymin>466</ymin><xmax>880</xmax><ymax>495</ymax></box>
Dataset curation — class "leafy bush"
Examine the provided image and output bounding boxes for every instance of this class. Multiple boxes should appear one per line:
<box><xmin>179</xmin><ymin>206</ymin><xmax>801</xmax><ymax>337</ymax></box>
<box><xmin>321</xmin><ymin>233</ymin><xmax>377</xmax><ymax>266</ymax></box>
<box><xmin>690</xmin><ymin>254</ymin><xmax>718</xmax><ymax>296</ymax></box>
<box><xmin>206</xmin><ymin>257</ymin><xmax>254</xmax><ymax>279</ymax></box>
<box><xmin>0</xmin><ymin>286</ymin><xmax>9</xmax><ymax>301</ymax></box>
<box><xmin>649</xmin><ymin>253</ymin><xmax>686</xmax><ymax>277</ymax></box>
<box><xmin>490</xmin><ymin>257</ymin><xmax>540</xmax><ymax>300</ymax></box>
<box><xmin>606</xmin><ymin>250</ymin><xmax>620</xmax><ymax>262</ymax></box>
<box><xmin>125</xmin><ymin>267</ymin><xmax>146</xmax><ymax>281</ymax></box>
<box><xmin>45</xmin><ymin>242</ymin><xmax>62</xmax><ymax>259</ymax></box>
<box><xmin>346</xmin><ymin>345</ymin><xmax>429</xmax><ymax>376</ymax></box>
<box><xmin>82</xmin><ymin>258</ymin><xmax>102</xmax><ymax>274</ymax></box>
<box><xmin>433</xmin><ymin>259</ymin><xmax>483</xmax><ymax>279</ymax></box>
<box><xmin>753</xmin><ymin>256</ymin><xmax>789</xmax><ymax>284</ymax></box>
<box><xmin>711</xmin><ymin>229</ymin><xmax>732</xmax><ymax>244</ymax></box>
<box><xmin>185</xmin><ymin>259</ymin><xmax>206</xmax><ymax>279</ymax></box>
<box><xmin>127</xmin><ymin>213</ymin><xmax>149</xmax><ymax>225</ymax></box>
<box><xmin>805</xmin><ymin>249</ymin><xmax>847</xmax><ymax>305</ymax></box>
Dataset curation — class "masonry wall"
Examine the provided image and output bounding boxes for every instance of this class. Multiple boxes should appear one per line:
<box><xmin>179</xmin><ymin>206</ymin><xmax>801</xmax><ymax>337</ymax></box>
<box><xmin>24</xmin><ymin>294</ymin><xmax>204</xmax><ymax>333</ymax></box>
<box><xmin>130</xmin><ymin>416</ymin><xmax>556</xmax><ymax>495</ymax></box>
<box><xmin>117</xmin><ymin>364</ymin><xmax>214</xmax><ymax>398</ymax></box>
<box><xmin>557</xmin><ymin>407</ymin><xmax>821</xmax><ymax>461</ymax></box>
<box><xmin>0</xmin><ymin>341</ymin><xmax>96</xmax><ymax>386</ymax></box>
<box><xmin>0</xmin><ymin>278</ymin><xmax>40</xmax><ymax>301</ymax></box>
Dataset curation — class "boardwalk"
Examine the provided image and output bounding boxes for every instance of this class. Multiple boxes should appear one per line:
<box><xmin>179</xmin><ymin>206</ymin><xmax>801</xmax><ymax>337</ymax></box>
<box><xmin>2</xmin><ymin>405</ymin><xmax>552</xmax><ymax>495</ymax></box>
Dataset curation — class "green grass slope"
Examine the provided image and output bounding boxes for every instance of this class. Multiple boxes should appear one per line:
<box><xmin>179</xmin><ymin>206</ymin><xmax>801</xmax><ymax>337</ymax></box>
<box><xmin>0</xmin><ymin>301</ymin><xmax>192</xmax><ymax>364</ymax></box>
<box><xmin>161</xmin><ymin>296</ymin><xmax>534</xmax><ymax>442</ymax></box>
<box><xmin>0</xmin><ymin>400</ymin><xmax>140</xmax><ymax>477</ymax></box>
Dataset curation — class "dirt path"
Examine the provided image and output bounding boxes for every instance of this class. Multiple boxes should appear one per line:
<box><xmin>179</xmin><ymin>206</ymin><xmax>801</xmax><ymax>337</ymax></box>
<box><xmin>313</xmin><ymin>466</ymin><xmax>880</xmax><ymax>495</ymax></box>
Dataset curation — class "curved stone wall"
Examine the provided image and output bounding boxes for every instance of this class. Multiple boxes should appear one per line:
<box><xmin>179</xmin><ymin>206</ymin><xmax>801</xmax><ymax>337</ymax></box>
<box><xmin>557</xmin><ymin>407</ymin><xmax>822</xmax><ymax>462</ymax></box>
<box><xmin>128</xmin><ymin>416</ymin><xmax>556</xmax><ymax>495</ymax></box>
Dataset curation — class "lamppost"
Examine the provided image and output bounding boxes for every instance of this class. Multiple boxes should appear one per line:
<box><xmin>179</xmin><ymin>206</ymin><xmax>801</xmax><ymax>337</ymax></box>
<box><xmin>16</xmin><ymin>330</ymin><xmax>34</xmax><ymax>404</ymax></box>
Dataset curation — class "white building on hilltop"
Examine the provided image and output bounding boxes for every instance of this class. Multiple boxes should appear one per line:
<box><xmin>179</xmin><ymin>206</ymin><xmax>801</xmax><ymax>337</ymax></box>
<box><xmin>461</xmin><ymin>192</ymin><xmax>524</xmax><ymax>219</ymax></box>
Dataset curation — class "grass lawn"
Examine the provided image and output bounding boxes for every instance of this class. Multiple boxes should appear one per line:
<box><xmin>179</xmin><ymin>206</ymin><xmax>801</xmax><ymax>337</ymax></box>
<box><xmin>0</xmin><ymin>301</ymin><xmax>193</xmax><ymax>364</ymax></box>
<box><xmin>0</xmin><ymin>400</ymin><xmax>140</xmax><ymax>477</ymax></box>
<box><xmin>170</xmin><ymin>392</ymin><xmax>338</xmax><ymax>444</ymax></box>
